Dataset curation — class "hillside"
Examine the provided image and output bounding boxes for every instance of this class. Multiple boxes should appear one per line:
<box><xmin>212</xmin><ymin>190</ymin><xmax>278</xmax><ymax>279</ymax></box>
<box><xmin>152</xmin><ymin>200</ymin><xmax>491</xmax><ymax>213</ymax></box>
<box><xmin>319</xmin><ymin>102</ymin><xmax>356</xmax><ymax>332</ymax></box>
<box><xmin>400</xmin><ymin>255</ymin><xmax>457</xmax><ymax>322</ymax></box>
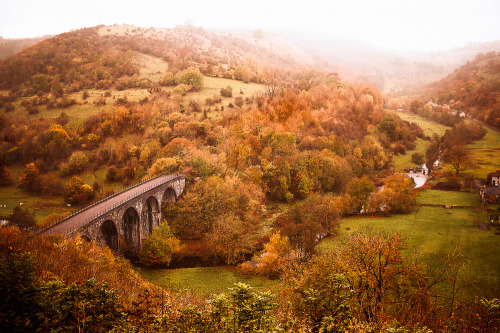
<box><xmin>424</xmin><ymin>51</ymin><xmax>500</xmax><ymax>127</ymax></box>
<box><xmin>284</xmin><ymin>32</ymin><xmax>500</xmax><ymax>94</ymax></box>
<box><xmin>0</xmin><ymin>35</ymin><xmax>52</xmax><ymax>60</ymax></box>
<box><xmin>1</xmin><ymin>24</ymin><xmax>499</xmax><ymax>332</ymax></box>
<box><xmin>0</xmin><ymin>25</ymin><xmax>306</xmax><ymax>94</ymax></box>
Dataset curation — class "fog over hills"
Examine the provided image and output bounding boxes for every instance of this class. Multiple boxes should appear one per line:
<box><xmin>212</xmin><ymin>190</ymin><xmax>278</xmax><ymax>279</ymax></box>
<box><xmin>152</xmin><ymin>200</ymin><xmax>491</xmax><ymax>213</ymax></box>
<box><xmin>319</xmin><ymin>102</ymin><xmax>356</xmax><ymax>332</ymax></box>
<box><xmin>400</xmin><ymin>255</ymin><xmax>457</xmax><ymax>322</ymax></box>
<box><xmin>260</xmin><ymin>30</ymin><xmax>500</xmax><ymax>94</ymax></box>
<box><xmin>2</xmin><ymin>24</ymin><xmax>499</xmax><ymax>95</ymax></box>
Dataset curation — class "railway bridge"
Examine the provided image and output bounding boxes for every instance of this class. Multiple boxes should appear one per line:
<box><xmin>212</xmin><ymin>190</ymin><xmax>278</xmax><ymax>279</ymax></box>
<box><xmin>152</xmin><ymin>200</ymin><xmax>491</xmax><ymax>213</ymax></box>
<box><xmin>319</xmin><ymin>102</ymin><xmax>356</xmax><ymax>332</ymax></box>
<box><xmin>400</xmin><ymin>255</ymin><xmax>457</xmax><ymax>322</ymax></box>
<box><xmin>39</xmin><ymin>173</ymin><xmax>185</xmax><ymax>254</ymax></box>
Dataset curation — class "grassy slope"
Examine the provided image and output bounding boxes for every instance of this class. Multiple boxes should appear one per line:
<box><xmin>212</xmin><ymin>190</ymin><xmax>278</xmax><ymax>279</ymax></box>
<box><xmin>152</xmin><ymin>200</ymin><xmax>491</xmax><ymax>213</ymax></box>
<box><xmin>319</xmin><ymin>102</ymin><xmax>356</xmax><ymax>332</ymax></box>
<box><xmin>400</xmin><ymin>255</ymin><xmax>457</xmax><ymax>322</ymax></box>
<box><xmin>389</xmin><ymin>110</ymin><xmax>450</xmax><ymax>169</ymax></box>
<box><xmin>318</xmin><ymin>190</ymin><xmax>499</xmax><ymax>295</ymax></box>
<box><xmin>466</xmin><ymin>124</ymin><xmax>500</xmax><ymax>178</ymax></box>
<box><xmin>1</xmin><ymin>65</ymin><xmax>264</xmax><ymax>222</ymax></box>
<box><xmin>389</xmin><ymin>110</ymin><xmax>500</xmax><ymax>178</ymax></box>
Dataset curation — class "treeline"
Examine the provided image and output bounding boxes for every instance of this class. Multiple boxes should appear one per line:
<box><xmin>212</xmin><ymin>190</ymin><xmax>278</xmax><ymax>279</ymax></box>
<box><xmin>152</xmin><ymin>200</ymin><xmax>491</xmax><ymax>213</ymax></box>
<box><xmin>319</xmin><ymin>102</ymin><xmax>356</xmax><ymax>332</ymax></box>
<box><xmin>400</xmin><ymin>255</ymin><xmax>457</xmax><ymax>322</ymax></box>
<box><xmin>0</xmin><ymin>24</ymin><xmax>299</xmax><ymax>97</ymax></box>
<box><xmin>2</xmin><ymin>226</ymin><xmax>499</xmax><ymax>332</ymax></box>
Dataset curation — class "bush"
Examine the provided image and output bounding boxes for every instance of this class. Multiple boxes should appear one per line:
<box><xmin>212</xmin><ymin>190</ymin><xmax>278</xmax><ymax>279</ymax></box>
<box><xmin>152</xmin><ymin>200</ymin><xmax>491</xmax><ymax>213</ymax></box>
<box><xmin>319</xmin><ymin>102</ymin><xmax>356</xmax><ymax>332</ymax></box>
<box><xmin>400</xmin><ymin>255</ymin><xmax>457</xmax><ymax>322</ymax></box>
<box><xmin>234</xmin><ymin>96</ymin><xmax>244</xmax><ymax>107</ymax></box>
<box><xmin>18</xmin><ymin>163</ymin><xmax>40</xmax><ymax>192</ymax></box>
<box><xmin>159</xmin><ymin>72</ymin><xmax>176</xmax><ymax>86</ymax></box>
<box><xmin>40</xmin><ymin>174</ymin><xmax>64</xmax><ymax>196</ymax></box>
<box><xmin>411</xmin><ymin>152</ymin><xmax>425</xmax><ymax>165</ymax></box>
<box><xmin>139</xmin><ymin>222</ymin><xmax>180</xmax><ymax>267</ymax></box>
<box><xmin>0</xmin><ymin>166</ymin><xmax>13</xmax><ymax>186</ymax></box>
<box><xmin>393</xmin><ymin>143</ymin><xmax>406</xmax><ymax>155</ymax></box>
<box><xmin>8</xmin><ymin>206</ymin><xmax>36</xmax><ymax>230</ymax></box>
<box><xmin>220</xmin><ymin>86</ymin><xmax>233</xmax><ymax>97</ymax></box>
<box><xmin>63</xmin><ymin>176</ymin><xmax>94</xmax><ymax>205</ymax></box>
<box><xmin>176</xmin><ymin>67</ymin><xmax>204</xmax><ymax>90</ymax></box>
<box><xmin>146</xmin><ymin>157</ymin><xmax>181</xmax><ymax>177</ymax></box>
<box><xmin>5</xmin><ymin>102</ymin><xmax>15</xmax><ymax>112</ymax></box>
<box><xmin>172</xmin><ymin>84</ymin><xmax>189</xmax><ymax>96</ymax></box>
<box><xmin>55</xmin><ymin>111</ymin><xmax>70</xmax><ymax>126</ymax></box>
<box><xmin>68</xmin><ymin>151</ymin><xmax>88</xmax><ymax>174</ymax></box>
<box><xmin>106</xmin><ymin>166</ymin><xmax>118</xmax><ymax>182</ymax></box>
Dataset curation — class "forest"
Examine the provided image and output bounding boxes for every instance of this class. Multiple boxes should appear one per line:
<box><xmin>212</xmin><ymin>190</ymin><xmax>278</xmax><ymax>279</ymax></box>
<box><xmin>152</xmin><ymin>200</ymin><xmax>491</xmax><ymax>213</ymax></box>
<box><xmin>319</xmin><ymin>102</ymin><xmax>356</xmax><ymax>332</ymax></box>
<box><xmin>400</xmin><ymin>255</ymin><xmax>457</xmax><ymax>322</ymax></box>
<box><xmin>0</xmin><ymin>25</ymin><xmax>499</xmax><ymax>332</ymax></box>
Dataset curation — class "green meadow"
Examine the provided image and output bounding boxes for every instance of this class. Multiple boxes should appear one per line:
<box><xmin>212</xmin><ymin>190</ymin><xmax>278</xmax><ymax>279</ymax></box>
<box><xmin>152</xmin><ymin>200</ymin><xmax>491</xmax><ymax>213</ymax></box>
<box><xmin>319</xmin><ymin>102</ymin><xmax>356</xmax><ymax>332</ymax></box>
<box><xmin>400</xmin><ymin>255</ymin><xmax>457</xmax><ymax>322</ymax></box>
<box><xmin>136</xmin><ymin>266</ymin><xmax>280</xmax><ymax>297</ymax></box>
<box><xmin>318</xmin><ymin>189</ymin><xmax>499</xmax><ymax>296</ymax></box>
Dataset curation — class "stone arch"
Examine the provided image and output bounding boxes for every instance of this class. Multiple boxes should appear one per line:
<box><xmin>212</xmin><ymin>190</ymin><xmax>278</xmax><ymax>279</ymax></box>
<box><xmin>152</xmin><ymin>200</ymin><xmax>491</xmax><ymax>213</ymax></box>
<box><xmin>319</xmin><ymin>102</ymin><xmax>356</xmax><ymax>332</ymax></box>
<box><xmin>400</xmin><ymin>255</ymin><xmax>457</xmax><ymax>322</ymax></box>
<box><xmin>123</xmin><ymin>207</ymin><xmax>140</xmax><ymax>253</ymax></box>
<box><xmin>80</xmin><ymin>234</ymin><xmax>91</xmax><ymax>242</ymax></box>
<box><xmin>143</xmin><ymin>196</ymin><xmax>160</xmax><ymax>235</ymax></box>
<box><xmin>163</xmin><ymin>186</ymin><xmax>177</xmax><ymax>204</ymax></box>
<box><xmin>101</xmin><ymin>220</ymin><xmax>119</xmax><ymax>252</ymax></box>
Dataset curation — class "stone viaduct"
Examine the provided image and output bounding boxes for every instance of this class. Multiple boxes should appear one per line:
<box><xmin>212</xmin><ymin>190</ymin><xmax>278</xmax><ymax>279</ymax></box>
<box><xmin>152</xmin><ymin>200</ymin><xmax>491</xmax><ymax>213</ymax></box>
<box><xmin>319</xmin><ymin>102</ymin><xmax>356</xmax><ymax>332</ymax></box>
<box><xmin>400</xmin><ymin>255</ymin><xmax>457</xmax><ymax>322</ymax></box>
<box><xmin>39</xmin><ymin>173</ymin><xmax>185</xmax><ymax>254</ymax></box>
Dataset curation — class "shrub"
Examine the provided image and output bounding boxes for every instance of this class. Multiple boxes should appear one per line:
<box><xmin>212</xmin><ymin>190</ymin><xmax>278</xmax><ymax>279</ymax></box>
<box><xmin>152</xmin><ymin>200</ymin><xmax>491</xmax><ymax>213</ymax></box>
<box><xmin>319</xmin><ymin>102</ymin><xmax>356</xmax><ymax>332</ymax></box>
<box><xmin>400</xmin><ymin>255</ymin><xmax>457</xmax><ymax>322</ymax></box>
<box><xmin>172</xmin><ymin>84</ymin><xmax>189</xmax><ymax>96</ymax></box>
<box><xmin>234</xmin><ymin>96</ymin><xmax>244</xmax><ymax>107</ymax></box>
<box><xmin>411</xmin><ymin>152</ymin><xmax>425</xmax><ymax>165</ymax></box>
<box><xmin>139</xmin><ymin>222</ymin><xmax>180</xmax><ymax>267</ymax></box>
<box><xmin>40</xmin><ymin>174</ymin><xmax>64</xmax><ymax>196</ymax></box>
<box><xmin>0</xmin><ymin>166</ymin><xmax>13</xmax><ymax>186</ymax></box>
<box><xmin>176</xmin><ymin>67</ymin><xmax>204</xmax><ymax>90</ymax></box>
<box><xmin>68</xmin><ymin>151</ymin><xmax>88</xmax><ymax>174</ymax></box>
<box><xmin>8</xmin><ymin>206</ymin><xmax>36</xmax><ymax>230</ymax></box>
<box><xmin>4</xmin><ymin>103</ymin><xmax>15</xmax><ymax>112</ymax></box>
<box><xmin>106</xmin><ymin>166</ymin><xmax>118</xmax><ymax>182</ymax></box>
<box><xmin>55</xmin><ymin>111</ymin><xmax>70</xmax><ymax>126</ymax></box>
<box><xmin>220</xmin><ymin>85</ymin><xmax>233</xmax><ymax>97</ymax></box>
<box><xmin>146</xmin><ymin>157</ymin><xmax>181</xmax><ymax>177</ymax></box>
<box><xmin>63</xmin><ymin>176</ymin><xmax>94</xmax><ymax>205</ymax></box>
<box><xmin>18</xmin><ymin>163</ymin><xmax>40</xmax><ymax>192</ymax></box>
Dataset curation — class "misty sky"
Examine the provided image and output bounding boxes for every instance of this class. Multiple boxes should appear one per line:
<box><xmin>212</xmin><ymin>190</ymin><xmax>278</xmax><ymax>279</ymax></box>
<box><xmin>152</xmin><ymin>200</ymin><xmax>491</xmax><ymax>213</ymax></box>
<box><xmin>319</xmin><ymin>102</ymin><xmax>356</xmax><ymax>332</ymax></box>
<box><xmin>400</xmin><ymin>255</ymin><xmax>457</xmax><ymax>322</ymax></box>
<box><xmin>2</xmin><ymin>0</ymin><xmax>500</xmax><ymax>52</ymax></box>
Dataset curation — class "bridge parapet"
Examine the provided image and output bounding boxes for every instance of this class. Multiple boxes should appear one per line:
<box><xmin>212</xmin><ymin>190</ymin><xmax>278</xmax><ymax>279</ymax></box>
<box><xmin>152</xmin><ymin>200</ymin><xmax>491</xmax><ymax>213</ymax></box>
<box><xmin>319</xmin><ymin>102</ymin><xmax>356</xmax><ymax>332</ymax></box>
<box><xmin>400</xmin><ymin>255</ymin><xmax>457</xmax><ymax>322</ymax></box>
<box><xmin>38</xmin><ymin>173</ymin><xmax>185</xmax><ymax>253</ymax></box>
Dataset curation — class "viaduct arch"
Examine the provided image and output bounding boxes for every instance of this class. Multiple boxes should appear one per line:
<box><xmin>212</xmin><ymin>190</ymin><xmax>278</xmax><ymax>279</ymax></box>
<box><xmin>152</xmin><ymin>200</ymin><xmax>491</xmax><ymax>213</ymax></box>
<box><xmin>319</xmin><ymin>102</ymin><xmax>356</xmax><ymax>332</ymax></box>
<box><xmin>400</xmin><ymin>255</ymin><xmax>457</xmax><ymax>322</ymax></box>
<box><xmin>39</xmin><ymin>173</ymin><xmax>185</xmax><ymax>254</ymax></box>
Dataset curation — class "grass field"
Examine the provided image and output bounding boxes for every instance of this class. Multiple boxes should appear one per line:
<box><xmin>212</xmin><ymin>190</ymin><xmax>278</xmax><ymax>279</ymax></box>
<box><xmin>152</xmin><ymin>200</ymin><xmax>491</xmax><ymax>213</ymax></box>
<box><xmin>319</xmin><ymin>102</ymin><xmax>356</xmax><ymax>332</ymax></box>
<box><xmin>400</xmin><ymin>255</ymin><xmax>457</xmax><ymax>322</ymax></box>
<box><xmin>392</xmin><ymin>137</ymin><xmax>428</xmax><ymax>169</ymax></box>
<box><xmin>416</xmin><ymin>189</ymin><xmax>482</xmax><ymax>207</ymax></box>
<box><xmin>317</xmin><ymin>189</ymin><xmax>499</xmax><ymax>296</ymax></box>
<box><xmin>389</xmin><ymin>110</ymin><xmax>450</xmax><ymax>137</ymax></box>
<box><xmin>388</xmin><ymin>110</ymin><xmax>500</xmax><ymax>178</ymax></box>
<box><xmin>0</xmin><ymin>162</ymin><xmax>130</xmax><ymax>223</ymax></box>
<box><xmin>388</xmin><ymin>110</ymin><xmax>449</xmax><ymax>171</ymax></box>
<box><xmin>467</xmin><ymin>125</ymin><xmax>500</xmax><ymax>179</ymax></box>
<box><xmin>136</xmin><ymin>266</ymin><xmax>280</xmax><ymax>297</ymax></box>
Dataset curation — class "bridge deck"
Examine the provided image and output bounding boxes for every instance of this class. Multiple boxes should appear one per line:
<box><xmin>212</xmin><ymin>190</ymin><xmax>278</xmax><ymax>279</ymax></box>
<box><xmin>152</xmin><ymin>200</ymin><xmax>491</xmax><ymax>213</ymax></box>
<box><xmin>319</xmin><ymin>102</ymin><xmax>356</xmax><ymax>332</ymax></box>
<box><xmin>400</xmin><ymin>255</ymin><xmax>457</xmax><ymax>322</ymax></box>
<box><xmin>40</xmin><ymin>174</ymin><xmax>180</xmax><ymax>235</ymax></box>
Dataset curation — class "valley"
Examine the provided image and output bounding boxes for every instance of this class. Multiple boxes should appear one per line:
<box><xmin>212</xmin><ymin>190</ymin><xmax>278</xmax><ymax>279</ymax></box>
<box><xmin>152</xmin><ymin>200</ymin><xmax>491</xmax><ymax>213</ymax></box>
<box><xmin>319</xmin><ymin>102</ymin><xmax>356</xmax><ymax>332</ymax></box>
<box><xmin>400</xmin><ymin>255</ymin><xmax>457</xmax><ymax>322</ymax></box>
<box><xmin>0</xmin><ymin>22</ymin><xmax>499</xmax><ymax>332</ymax></box>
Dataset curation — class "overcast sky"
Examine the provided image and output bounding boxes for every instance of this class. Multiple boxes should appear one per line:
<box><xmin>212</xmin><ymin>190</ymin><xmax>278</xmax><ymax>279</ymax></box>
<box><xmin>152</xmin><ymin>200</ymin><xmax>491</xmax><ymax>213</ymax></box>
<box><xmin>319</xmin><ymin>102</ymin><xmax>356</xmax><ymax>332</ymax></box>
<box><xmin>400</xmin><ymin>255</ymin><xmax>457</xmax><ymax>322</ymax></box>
<box><xmin>2</xmin><ymin>0</ymin><xmax>499</xmax><ymax>52</ymax></box>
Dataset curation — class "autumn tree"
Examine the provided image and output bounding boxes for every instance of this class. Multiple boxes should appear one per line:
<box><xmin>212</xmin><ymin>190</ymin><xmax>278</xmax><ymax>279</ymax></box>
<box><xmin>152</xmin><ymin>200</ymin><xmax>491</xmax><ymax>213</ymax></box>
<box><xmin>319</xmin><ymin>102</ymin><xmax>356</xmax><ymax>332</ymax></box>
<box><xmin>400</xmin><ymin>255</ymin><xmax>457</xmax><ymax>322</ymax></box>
<box><xmin>252</xmin><ymin>231</ymin><xmax>292</xmax><ymax>278</ymax></box>
<box><xmin>0</xmin><ymin>165</ymin><xmax>12</xmax><ymax>186</ymax></box>
<box><xmin>176</xmin><ymin>67</ymin><xmax>204</xmax><ymax>90</ymax></box>
<box><xmin>442</xmin><ymin>144</ymin><xmax>478</xmax><ymax>175</ymax></box>
<box><xmin>345</xmin><ymin>176</ymin><xmax>376</xmax><ymax>212</ymax></box>
<box><xmin>368</xmin><ymin>174</ymin><xmax>416</xmax><ymax>214</ymax></box>
<box><xmin>139</xmin><ymin>221</ymin><xmax>180</xmax><ymax>267</ymax></box>
<box><xmin>282</xmin><ymin>231</ymin><xmax>428</xmax><ymax>329</ymax></box>
<box><xmin>18</xmin><ymin>163</ymin><xmax>40</xmax><ymax>192</ymax></box>
<box><xmin>63</xmin><ymin>176</ymin><xmax>94</xmax><ymax>205</ymax></box>
<box><xmin>425</xmin><ymin>135</ymin><xmax>441</xmax><ymax>173</ymax></box>
<box><xmin>170</xmin><ymin>176</ymin><xmax>264</xmax><ymax>239</ymax></box>
<box><xmin>146</xmin><ymin>157</ymin><xmax>181</xmax><ymax>178</ymax></box>
<box><xmin>207</xmin><ymin>213</ymin><xmax>256</xmax><ymax>265</ymax></box>
<box><xmin>411</xmin><ymin>152</ymin><xmax>425</xmax><ymax>165</ymax></box>
<box><xmin>68</xmin><ymin>151</ymin><xmax>88</xmax><ymax>174</ymax></box>
<box><xmin>8</xmin><ymin>206</ymin><xmax>37</xmax><ymax>230</ymax></box>
<box><xmin>277</xmin><ymin>193</ymin><xmax>341</xmax><ymax>256</ymax></box>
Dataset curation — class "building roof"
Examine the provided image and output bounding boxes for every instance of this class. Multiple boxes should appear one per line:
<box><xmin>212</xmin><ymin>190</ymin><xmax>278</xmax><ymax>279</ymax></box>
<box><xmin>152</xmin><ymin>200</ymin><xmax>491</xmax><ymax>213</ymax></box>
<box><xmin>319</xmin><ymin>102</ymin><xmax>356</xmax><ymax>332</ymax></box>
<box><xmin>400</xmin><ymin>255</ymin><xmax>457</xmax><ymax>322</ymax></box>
<box><xmin>483</xmin><ymin>186</ymin><xmax>500</xmax><ymax>194</ymax></box>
